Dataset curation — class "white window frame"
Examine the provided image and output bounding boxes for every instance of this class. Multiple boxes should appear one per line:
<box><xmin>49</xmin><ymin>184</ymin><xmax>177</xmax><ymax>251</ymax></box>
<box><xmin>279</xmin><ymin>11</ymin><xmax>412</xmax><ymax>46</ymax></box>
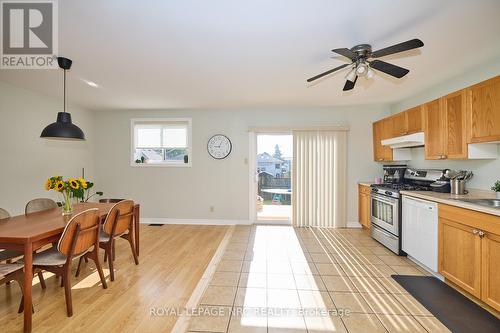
<box><xmin>130</xmin><ymin>118</ymin><xmax>192</xmax><ymax>167</ymax></box>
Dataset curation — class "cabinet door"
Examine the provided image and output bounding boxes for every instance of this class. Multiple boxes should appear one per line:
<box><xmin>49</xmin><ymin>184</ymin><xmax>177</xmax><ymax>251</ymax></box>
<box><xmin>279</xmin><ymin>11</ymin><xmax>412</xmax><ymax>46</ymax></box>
<box><xmin>481</xmin><ymin>232</ymin><xmax>500</xmax><ymax>312</ymax></box>
<box><xmin>468</xmin><ymin>76</ymin><xmax>500</xmax><ymax>143</ymax></box>
<box><xmin>358</xmin><ymin>186</ymin><xmax>371</xmax><ymax>229</ymax></box>
<box><xmin>391</xmin><ymin>112</ymin><xmax>408</xmax><ymax>137</ymax></box>
<box><xmin>424</xmin><ymin>99</ymin><xmax>446</xmax><ymax>159</ymax></box>
<box><xmin>372</xmin><ymin>121</ymin><xmax>384</xmax><ymax>162</ymax></box>
<box><xmin>443</xmin><ymin>90</ymin><xmax>467</xmax><ymax>159</ymax></box>
<box><xmin>438</xmin><ymin>218</ymin><xmax>481</xmax><ymax>298</ymax></box>
<box><xmin>406</xmin><ymin>106</ymin><xmax>423</xmax><ymax>134</ymax></box>
<box><xmin>381</xmin><ymin>118</ymin><xmax>394</xmax><ymax>161</ymax></box>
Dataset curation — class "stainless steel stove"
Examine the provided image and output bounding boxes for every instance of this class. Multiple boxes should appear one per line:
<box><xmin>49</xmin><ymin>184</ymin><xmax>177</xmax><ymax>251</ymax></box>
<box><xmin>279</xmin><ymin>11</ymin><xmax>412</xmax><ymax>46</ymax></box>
<box><xmin>370</xmin><ymin>166</ymin><xmax>447</xmax><ymax>255</ymax></box>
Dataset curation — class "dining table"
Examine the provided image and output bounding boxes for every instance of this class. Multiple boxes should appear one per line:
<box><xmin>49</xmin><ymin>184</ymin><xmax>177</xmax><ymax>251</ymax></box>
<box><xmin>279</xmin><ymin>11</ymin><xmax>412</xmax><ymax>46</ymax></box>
<box><xmin>0</xmin><ymin>202</ymin><xmax>140</xmax><ymax>333</ymax></box>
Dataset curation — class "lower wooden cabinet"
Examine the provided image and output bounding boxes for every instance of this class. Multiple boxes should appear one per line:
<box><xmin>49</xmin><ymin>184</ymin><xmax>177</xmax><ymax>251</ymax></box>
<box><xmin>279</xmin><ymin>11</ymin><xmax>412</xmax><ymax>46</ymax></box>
<box><xmin>358</xmin><ymin>184</ymin><xmax>371</xmax><ymax>229</ymax></box>
<box><xmin>481</xmin><ymin>232</ymin><xmax>500</xmax><ymax>311</ymax></box>
<box><xmin>439</xmin><ymin>217</ymin><xmax>481</xmax><ymax>297</ymax></box>
<box><xmin>438</xmin><ymin>204</ymin><xmax>500</xmax><ymax>311</ymax></box>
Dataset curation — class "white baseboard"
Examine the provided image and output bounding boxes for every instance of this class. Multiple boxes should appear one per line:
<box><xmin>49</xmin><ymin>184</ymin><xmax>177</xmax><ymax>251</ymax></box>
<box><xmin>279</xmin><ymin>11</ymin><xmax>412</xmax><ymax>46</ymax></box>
<box><xmin>347</xmin><ymin>221</ymin><xmax>363</xmax><ymax>228</ymax></box>
<box><xmin>141</xmin><ymin>218</ymin><xmax>252</xmax><ymax>226</ymax></box>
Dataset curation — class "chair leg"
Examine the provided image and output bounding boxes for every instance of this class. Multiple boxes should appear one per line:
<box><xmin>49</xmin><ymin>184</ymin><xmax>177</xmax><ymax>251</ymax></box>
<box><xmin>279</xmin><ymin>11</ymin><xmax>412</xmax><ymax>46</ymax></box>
<box><xmin>108</xmin><ymin>242</ymin><xmax>115</xmax><ymax>282</ymax></box>
<box><xmin>37</xmin><ymin>271</ymin><xmax>46</xmax><ymax>289</ymax></box>
<box><xmin>90</xmin><ymin>251</ymin><xmax>107</xmax><ymax>289</ymax></box>
<box><xmin>103</xmin><ymin>247</ymin><xmax>108</xmax><ymax>262</ymax></box>
<box><xmin>127</xmin><ymin>235</ymin><xmax>139</xmax><ymax>265</ymax></box>
<box><xmin>63</xmin><ymin>266</ymin><xmax>73</xmax><ymax>317</ymax></box>
<box><xmin>112</xmin><ymin>241</ymin><xmax>116</xmax><ymax>262</ymax></box>
<box><xmin>84</xmin><ymin>256</ymin><xmax>88</xmax><ymax>263</ymax></box>
<box><xmin>75</xmin><ymin>256</ymin><xmax>84</xmax><ymax>277</ymax></box>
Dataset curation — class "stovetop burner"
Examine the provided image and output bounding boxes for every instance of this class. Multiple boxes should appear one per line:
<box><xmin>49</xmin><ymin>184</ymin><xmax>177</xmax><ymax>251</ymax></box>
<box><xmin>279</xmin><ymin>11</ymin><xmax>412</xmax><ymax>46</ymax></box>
<box><xmin>371</xmin><ymin>183</ymin><xmax>433</xmax><ymax>192</ymax></box>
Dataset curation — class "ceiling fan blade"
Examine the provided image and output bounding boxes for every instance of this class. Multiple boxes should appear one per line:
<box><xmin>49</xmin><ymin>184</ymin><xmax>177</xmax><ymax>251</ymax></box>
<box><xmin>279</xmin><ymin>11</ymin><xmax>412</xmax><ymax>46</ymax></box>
<box><xmin>371</xmin><ymin>39</ymin><xmax>424</xmax><ymax>58</ymax></box>
<box><xmin>343</xmin><ymin>76</ymin><xmax>357</xmax><ymax>91</ymax></box>
<box><xmin>370</xmin><ymin>60</ymin><xmax>409</xmax><ymax>78</ymax></box>
<box><xmin>307</xmin><ymin>63</ymin><xmax>350</xmax><ymax>82</ymax></box>
<box><xmin>331</xmin><ymin>48</ymin><xmax>356</xmax><ymax>60</ymax></box>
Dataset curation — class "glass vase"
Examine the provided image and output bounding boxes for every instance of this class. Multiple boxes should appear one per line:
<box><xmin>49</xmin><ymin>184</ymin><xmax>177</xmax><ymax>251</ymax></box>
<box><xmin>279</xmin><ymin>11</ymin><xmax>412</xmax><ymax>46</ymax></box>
<box><xmin>62</xmin><ymin>190</ymin><xmax>73</xmax><ymax>216</ymax></box>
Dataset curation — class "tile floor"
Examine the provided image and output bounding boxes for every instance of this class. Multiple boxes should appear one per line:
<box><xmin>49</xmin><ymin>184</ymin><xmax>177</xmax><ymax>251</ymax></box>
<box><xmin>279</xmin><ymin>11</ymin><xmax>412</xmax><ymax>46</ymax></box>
<box><xmin>187</xmin><ymin>225</ymin><xmax>451</xmax><ymax>333</ymax></box>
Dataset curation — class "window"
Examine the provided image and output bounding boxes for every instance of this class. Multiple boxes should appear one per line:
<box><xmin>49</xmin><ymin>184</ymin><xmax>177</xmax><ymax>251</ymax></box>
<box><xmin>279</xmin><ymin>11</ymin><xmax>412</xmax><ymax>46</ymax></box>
<box><xmin>131</xmin><ymin>118</ymin><xmax>191</xmax><ymax>167</ymax></box>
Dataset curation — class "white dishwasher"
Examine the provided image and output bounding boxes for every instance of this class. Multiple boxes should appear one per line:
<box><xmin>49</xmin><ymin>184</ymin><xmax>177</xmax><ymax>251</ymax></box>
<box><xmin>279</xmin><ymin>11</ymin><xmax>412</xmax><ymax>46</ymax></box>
<box><xmin>402</xmin><ymin>195</ymin><xmax>439</xmax><ymax>273</ymax></box>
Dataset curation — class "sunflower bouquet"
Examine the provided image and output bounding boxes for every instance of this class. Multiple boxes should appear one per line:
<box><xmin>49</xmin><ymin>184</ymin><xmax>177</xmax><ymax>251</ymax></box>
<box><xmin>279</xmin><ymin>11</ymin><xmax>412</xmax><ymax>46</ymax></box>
<box><xmin>45</xmin><ymin>176</ymin><xmax>102</xmax><ymax>215</ymax></box>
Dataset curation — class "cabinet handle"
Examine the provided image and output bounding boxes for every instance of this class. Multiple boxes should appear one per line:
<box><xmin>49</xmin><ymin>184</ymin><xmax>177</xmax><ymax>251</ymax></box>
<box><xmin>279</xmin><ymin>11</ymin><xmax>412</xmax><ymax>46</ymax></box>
<box><xmin>378</xmin><ymin>158</ymin><xmax>383</xmax><ymax>161</ymax></box>
<box><xmin>478</xmin><ymin>230</ymin><xmax>486</xmax><ymax>238</ymax></box>
<box><xmin>472</xmin><ymin>229</ymin><xmax>479</xmax><ymax>235</ymax></box>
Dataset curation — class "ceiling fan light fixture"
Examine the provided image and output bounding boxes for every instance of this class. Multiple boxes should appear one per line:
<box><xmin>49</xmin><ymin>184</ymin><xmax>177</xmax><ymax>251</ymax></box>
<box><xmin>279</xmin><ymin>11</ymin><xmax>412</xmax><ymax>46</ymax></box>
<box><xmin>366</xmin><ymin>66</ymin><xmax>375</xmax><ymax>79</ymax></box>
<box><xmin>355</xmin><ymin>62</ymin><xmax>369</xmax><ymax>76</ymax></box>
<box><xmin>345</xmin><ymin>67</ymin><xmax>357</xmax><ymax>83</ymax></box>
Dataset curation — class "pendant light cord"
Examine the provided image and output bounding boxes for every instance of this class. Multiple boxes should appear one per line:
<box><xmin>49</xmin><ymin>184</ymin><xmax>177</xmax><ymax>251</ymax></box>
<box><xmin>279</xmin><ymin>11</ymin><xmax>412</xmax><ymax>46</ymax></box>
<box><xmin>63</xmin><ymin>69</ymin><xmax>66</xmax><ymax>113</ymax></box>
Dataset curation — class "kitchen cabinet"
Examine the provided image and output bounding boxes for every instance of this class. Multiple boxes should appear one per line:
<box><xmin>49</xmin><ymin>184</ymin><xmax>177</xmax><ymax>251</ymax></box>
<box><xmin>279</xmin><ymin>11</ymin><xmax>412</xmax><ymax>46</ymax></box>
<box><xmin>438</xmin><ymin>204</ymin><xmax>500</xmax><ymax>311</ymax></box>
<box><xmin>358</xmin><ymin>184</ymin><xmax>371</xmax><ymax>229</ymax></box>
<box><xmin>406</xmin><ymin>106</ymin><xmax>424</xmax><ymax>134</ymax></box>
<box><xmin>423</xmin><ymin>99</ymin><xmax>446</xmax><ymax>159</ymax></box>
<box><xmin>372</xmin><ymin>119</ymin><xmax>393</xmax><ymax>162</ymax></box>
<box><xmin>443</xmin><ymin>89</ymin><xmax>468</xmax><ymax>159</ymax></box>
<box><xmin>390</xmin><ymin>106</ymin><xmax>423</xmax><ymax>137</ymax></box>
<box><xmin>467</xmin><ymin>76</ymin><xmax>500</xmax><ymax>144</ymax></box>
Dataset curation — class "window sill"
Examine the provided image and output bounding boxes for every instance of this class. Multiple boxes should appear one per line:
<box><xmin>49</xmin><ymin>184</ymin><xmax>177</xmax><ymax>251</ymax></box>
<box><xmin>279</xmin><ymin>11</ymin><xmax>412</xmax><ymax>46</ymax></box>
<box><xmin>130</xmin><ymin>162</ymin><xmax>192</xmax><ymax>168</ymax></box>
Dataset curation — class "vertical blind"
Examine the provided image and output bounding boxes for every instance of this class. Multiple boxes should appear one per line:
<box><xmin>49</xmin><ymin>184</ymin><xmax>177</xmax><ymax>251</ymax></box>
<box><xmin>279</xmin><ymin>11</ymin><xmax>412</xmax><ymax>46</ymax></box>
<box><xmin>292</xmin><ymin>130</ymin><xmax>347</xmax><ymax>228</ymax></box>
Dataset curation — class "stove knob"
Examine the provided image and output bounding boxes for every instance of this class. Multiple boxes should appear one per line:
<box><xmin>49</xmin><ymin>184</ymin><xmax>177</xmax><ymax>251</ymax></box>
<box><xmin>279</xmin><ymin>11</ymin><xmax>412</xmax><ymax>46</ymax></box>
<box><xmin>385</xmin><ymin>191</ymin><xmax>393</xmax><ymax>196</ymax></box>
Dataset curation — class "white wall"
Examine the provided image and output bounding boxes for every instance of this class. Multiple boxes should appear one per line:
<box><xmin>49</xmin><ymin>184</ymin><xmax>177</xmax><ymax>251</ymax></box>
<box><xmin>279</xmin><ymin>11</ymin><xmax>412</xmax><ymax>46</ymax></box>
<box><xmin>389</xmin><ymin>58</ymin><xmax>500</xmax><ymax>191</ymax></box>
<box><xmin>0</xmin><ymin>82</ymin><xmax>96</xmax><ymax>215</ymax></box>
<box><xmin>93</xmin><ymin>106</ymin><xmax>390</xmax><ymax>223</ymax></box>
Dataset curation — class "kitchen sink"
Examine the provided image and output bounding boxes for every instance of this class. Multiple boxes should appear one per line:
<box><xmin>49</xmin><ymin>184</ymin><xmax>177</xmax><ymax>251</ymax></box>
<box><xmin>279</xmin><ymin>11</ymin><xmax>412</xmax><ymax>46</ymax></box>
<box><xmin>453</xmin><ymin>198</ymin><xmax>500</xmax><ymax>209</ymax></box>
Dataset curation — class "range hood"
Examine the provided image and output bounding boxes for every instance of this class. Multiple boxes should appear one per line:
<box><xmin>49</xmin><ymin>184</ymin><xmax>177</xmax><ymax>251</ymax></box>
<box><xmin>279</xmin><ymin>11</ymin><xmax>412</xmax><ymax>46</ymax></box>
<box><xmin>382</xmin><ymin>132</ymin><xmax>425</xmax><ymax>149</ymax></box>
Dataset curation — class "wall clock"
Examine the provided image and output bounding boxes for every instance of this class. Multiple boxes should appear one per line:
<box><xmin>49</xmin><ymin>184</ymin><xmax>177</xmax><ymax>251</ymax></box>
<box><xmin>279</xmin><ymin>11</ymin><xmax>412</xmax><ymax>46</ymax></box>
<box><xmin>207</xmin><ymin>134</ymin><xmax>232</xmax><ymax>159</ymax></box>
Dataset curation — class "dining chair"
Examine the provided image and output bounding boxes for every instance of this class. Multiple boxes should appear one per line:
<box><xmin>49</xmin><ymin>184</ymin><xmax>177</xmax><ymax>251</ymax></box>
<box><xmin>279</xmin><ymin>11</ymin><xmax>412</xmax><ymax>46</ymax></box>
<box><xmin>30</xmin><ymin>208</ymin><xmax>107</xmax><ymax>317</ymax></box>
<box><xmin>0</xmin><ymin>263</ymin><xmax>30</xmax><ymax>313</ymax></box>
<box><xmin>0</xmin><ymin>208</ymin><xmax>46</xmax><ymax>290</ymax></box>
<box><xmin>25</xmin><ymin>198</ymin><xmax>58</xmax><ymax>214</ymax></box>
<box><xmin>98</xmin><ymin>199</ymin><xmax>124</xmax><ymax>203</ymax></box>
<box><xmin>87</xmin><ymin>200</ymin><xmax>138</xmax><ymax>281</ymax></box>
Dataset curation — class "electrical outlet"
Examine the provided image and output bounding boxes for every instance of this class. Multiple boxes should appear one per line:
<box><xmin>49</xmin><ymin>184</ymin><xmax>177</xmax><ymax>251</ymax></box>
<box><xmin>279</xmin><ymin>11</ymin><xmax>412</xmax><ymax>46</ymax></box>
<box><xmin>210</xmin><ymin>206</ymin><xmax>215</xmax><ymax>212</ymax></box>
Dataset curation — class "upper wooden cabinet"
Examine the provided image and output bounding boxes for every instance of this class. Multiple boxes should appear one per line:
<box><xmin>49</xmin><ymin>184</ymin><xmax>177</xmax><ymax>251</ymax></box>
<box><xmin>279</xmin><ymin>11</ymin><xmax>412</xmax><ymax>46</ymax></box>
<box><xmin>443</xmin><ymin>90</ymin><xmax>467</xmax><ymax>159</ymax></box>
<box><xmin>373</xmin><ymin>119</ymin><xmax>393</xmax><ymax>162</ymax></box>
<box><xmin>406</xmin><ymin>106</ymin><xmax>424</xmax><ymax>134</ymax></box>
<box><xmin>424</xmin><ymin>99</ymin><xmax>446</xmax><ymax>159</ymax></box>
<box><xmin>424</xmin><ymin>90</ymin><xmax>468</xmax><ymax>160</ymax></box>
<box><xmin>389</xmin><ymin>106</ymin><xmax>424</xmax><ymax>137</ymax></box>
<box><xmin>467</xmin><ymin>76</ymin><xmax>500</xmax><ymax>143</ymax></box>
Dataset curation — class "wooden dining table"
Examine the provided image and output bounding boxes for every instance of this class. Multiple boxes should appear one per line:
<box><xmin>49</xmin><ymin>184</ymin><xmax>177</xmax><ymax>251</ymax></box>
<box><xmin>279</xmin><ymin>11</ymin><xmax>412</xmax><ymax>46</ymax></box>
<box><xmin>0</xmin><ymin>202</ymin><xmax>140</xmax><ymax>333</ymax></box>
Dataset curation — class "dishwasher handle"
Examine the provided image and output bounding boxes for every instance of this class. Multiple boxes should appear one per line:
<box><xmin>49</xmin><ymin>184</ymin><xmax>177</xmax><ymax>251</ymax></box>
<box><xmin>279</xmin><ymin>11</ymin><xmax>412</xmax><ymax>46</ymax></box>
<box><xmin>402</xmin><ymin>196</ymin><xmax>437</xmax><ymax>211</ymax></box>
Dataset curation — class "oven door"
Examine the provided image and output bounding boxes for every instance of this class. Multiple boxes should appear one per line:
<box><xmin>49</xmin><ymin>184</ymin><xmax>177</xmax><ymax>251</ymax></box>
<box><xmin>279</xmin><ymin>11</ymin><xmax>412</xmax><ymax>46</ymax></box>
<box><xmin>371</xmin><ymin>193</ymin><xmax>399</xmax><ymax>236</ymax></box>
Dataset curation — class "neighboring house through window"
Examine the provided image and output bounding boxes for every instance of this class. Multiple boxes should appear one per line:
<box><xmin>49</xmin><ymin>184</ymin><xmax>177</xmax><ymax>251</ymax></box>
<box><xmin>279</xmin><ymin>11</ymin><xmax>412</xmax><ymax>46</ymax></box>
<box><xmin>131</xmin><ymin>118</ymin><xmax>192</xmax><ymax>167</ymax></box>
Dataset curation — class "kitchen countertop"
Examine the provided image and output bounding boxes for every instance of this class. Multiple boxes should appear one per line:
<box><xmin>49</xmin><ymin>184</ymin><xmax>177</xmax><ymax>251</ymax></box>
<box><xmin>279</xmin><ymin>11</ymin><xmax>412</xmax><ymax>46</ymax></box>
<box><xmin>400</xmin><ymin>189</ymin><xmax>500</xmax><ymax>217</ymax></box>
<box><xmin>358</xmin><ymin>181</ymin><xmax>374</xmax><ymax>187</ymax></box>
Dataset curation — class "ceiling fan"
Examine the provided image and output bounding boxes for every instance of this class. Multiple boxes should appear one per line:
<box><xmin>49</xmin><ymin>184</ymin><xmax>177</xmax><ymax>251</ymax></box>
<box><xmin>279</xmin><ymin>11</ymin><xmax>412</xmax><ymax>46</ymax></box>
<box><xmin>307</xmin><ymin>39</ymin><xmax>424</xmax><ymax>91</ymax></box>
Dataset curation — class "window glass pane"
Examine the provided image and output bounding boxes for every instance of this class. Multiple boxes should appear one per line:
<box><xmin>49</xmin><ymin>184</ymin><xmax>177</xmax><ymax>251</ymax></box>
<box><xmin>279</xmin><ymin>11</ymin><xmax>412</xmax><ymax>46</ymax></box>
<box><xmin>137</xmin><ymin>127</ymin><xmax>161</xmax><ymax>148</ymax></box>
<box><xmin>162</xmin><ymin>126</ymin><xmax>187</xmax><ymax>148</ymax></box>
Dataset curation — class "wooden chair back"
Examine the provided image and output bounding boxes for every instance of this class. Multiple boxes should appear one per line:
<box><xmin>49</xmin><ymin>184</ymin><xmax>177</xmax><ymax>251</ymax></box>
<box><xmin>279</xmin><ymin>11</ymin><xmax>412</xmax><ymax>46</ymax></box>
<box><xmin>0</xmin><ymin>208</ymin><xmax>9</xmax><ymax>220</ymax></box>
<box><xmin>99</xmin><ymin>199</ymin><xmax>124</xmax><ymax>203</ymax></box>
<box><xmin>25</xmin><ymin>198</ymin><xmax>58</xmax><ymax>214</ymax></box>
<box><xmin>103</xmin><ymin>200</ymin><xmax>134</xmax><ymax>236</ymax></box>
<box><xmin>57</xmin><ymin>209</ymin><xmax>100</xmax><ymax>257</ymax></box>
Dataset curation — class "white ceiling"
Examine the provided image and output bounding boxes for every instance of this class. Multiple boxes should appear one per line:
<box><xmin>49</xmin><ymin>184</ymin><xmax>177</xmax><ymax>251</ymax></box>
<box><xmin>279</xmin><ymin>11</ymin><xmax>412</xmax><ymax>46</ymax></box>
<box><xmin>1</xmin><ymin>0</ymin><xmax>500</xmax><ymax>110</ymax></box>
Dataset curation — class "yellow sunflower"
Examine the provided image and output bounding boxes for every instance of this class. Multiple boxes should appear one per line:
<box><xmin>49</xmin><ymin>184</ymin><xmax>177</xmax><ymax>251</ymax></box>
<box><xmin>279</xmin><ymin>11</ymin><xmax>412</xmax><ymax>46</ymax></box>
<box><xmin>55</xmin><ymin>181</ymin><xmax>65</xmax><ymax>192</ymax></box>
<box><xmin>78</xmin><ymin>177</ymin><xmax>88</xmax><ymax>189</ymax></box>
<box><xmin>44</xmin><ymin>178</ymin><xmax>52</xmax><ymax>191</ymax></box>
<box><xmin>69</xmin><ymin>178</ymin><xmax>80</xmax><ymax>190</ymax></box>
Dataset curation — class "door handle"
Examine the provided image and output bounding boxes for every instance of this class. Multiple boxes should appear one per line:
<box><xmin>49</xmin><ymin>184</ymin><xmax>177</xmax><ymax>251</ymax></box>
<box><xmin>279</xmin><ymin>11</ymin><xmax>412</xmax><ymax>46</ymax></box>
<box><xmin>478</xmin><ymin>230</ymin><xmax>485</xmax><ymax>238</ymax></box>
<box><xmin>472</xmin><ymin>229</ymin><xmax>479</xmax><ymax>235</ymax></box>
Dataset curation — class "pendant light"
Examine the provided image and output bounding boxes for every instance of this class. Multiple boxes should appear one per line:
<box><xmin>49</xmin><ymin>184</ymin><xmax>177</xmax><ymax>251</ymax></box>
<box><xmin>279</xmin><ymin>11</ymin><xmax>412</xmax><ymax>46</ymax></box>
<box><xmin>40</xmin><ymin>57</ymin><xmax>85</xmax><ymax>140</ymax></box>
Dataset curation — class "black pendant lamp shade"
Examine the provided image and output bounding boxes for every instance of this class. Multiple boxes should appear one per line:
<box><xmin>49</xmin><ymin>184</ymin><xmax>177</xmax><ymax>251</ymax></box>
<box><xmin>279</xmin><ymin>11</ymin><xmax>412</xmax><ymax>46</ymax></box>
<box><xmin>40</xmin><ymin>57</ymin><xmax>85</xmax><ymax>140</ymax></box>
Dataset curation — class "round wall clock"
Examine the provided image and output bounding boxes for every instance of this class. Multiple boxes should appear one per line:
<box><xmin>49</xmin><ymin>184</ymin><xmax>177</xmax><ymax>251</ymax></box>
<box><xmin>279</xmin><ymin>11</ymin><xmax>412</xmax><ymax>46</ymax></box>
<box><xmin>207</xmin><ymin>134</ymin><xmax>232</xmax><ymax>159</ymax></box>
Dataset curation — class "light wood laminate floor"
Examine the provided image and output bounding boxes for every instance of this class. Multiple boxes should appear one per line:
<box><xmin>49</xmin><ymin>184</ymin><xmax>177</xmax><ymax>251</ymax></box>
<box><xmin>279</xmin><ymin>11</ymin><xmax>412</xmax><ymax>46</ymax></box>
<box><xmin>0</xmin><ymin>224</ymin><xmax>228</xmax><ymax>333</ymax></box>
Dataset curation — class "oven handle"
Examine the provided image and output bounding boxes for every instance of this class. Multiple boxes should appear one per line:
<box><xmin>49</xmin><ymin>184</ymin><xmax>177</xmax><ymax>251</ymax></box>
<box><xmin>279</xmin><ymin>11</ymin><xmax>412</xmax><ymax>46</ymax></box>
<box><xmin>371</xmin><ymin>193</ymin><xmax>398</xmax><ymax>205</ymax></box>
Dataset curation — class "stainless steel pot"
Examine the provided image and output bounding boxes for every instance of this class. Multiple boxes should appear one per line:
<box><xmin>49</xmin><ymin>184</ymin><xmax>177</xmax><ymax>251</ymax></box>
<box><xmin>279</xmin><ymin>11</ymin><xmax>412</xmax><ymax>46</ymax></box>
<box><xmin>450</xmin><ymin>179</ymin><xmax>468</xmax><ymax>195</ymax></box>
